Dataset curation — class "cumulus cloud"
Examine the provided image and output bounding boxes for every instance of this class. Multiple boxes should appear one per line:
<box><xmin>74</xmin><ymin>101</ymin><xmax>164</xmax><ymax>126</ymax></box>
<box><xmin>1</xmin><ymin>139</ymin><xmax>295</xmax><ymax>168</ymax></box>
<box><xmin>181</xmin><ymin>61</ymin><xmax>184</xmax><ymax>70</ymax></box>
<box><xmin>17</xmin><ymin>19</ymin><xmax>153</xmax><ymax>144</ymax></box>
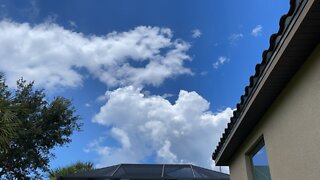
<box><xmin>87</xmin><ymin>86</ymin><xmax>233</xmax><ymax>169</ymax></box>
<box><xmin>0</xmin><ymin>19</ymin><xmax>231</xmax><ymax>172</ymax></box>
<box><xmin>228</xmin><ymin>33</ymin><xmax>243</xmax><ymax>45</ymax></box>
<box><xmin>191</xmin><ymin>29</ymin><xmax>201</xmax><ymax>38</ymax></box>
<box><xmin>0</xmin><ymin>20</ymin><xmax>191</xmax><ymax>89</ymax></box>
<box><xmin>251</xmin><ymin>25</ymin><xmax>263</xmax><ymax>37</ymax></box>
<box><xmin>213</xmin><ymin>56</ymin><xmax>230</xmax><ymax>69</ymax></box>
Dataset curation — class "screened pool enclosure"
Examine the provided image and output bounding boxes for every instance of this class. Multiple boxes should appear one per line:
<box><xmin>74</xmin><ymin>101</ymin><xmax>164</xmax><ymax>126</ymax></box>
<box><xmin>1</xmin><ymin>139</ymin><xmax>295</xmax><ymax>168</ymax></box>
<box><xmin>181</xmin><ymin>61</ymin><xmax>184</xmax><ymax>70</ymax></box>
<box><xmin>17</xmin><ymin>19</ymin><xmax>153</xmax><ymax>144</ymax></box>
<box><xmin>58</xmin><ymin>164</ymin><xmax>229</xmax><ymax>180</ymax></box>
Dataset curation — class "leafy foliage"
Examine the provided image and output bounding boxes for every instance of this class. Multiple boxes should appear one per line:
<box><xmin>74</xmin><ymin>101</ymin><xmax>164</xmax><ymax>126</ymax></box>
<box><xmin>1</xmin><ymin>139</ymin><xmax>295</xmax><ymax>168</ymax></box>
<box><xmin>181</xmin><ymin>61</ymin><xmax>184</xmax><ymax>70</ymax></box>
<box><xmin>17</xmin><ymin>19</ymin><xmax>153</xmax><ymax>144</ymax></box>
<box><xmin>0</xmin><ymin>75</ymin><xmax>81</xmax><ymax>179</ymax></box>
<box><xmin>49</xmin><ymin>161</ymin><xmax>94</xmax><ymax>179</ymax></box>
<box><xmin>0</xmin><ymin>74</ymin><xmax>20</xmax><ymax>150</ymax></box>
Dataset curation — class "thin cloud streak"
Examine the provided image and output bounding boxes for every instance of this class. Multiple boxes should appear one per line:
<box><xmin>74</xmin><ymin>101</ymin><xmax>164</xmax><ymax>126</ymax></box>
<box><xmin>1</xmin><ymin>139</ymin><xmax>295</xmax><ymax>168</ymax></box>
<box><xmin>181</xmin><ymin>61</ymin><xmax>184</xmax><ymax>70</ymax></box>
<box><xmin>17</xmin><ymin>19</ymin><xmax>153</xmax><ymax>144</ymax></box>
<box><xmin>251</xmin><ymin>25</ymin><xmax>263</xmax><ymax>37</ymax></box>
<box><xmin>228</xmin><ymin>33</ymin><xmax>243</xmax><ymax>45</ymax></box>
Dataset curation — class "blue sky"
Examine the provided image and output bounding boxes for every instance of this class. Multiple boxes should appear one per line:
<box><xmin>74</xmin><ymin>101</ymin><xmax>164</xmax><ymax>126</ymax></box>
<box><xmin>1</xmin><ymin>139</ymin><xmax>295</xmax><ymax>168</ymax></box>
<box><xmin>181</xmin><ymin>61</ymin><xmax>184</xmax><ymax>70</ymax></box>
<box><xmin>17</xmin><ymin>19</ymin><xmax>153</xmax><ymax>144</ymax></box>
<box><xmin>0</xmin><ymin>0</ymin><xmax>288</xmax><ymax>173</ymax></box>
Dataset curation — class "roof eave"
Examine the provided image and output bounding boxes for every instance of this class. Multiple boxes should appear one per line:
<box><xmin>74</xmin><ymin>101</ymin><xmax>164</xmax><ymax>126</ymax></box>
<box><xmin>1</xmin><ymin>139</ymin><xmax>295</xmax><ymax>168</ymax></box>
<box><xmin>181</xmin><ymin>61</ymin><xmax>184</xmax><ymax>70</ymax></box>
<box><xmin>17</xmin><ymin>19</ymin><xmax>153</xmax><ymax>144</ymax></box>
<box><xmin>214</xmin><ymin>0</ymin><xmax>320</xmax><ymax>165</ymax></box>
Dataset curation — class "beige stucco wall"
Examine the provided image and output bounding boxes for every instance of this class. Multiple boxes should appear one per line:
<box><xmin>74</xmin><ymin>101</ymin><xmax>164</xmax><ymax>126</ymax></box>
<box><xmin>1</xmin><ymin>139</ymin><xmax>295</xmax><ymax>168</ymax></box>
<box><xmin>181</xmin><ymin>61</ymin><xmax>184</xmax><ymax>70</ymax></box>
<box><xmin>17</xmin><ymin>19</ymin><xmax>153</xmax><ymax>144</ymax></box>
<box><xmin>229</xmin><ymin>44</ymin><xmax>320</xmax><ymax>180</ymax></box>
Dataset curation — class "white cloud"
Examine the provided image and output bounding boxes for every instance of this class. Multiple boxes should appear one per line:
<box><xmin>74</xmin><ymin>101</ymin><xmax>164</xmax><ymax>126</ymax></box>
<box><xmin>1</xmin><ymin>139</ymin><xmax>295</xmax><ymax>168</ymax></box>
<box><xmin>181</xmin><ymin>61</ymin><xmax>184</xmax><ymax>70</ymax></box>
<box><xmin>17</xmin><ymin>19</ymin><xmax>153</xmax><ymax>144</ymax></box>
<box><xmin>251</xmin><ymin>25</ymin><xmax>262</xmax><ymax>37</ymax></box>
<box><xmin>191</xmin><ymin>29</ymin><xmax>201</xmax><ymax>38</ymax></box>
<box><xmin>157</xmin><ymin>140</ymin><xmax>178</xmax><ymax>163</ymax></box>
<box><xmin>69</xmin><ymin>21</ymin><xmax>77</xmax><ymax>28</ymax></box>
<box><xmin>85</xmin><ymin>103</ymin><xmax>91</xmax><ymax>107</ymax></box>
<box><xmin>96</xmin><ymin>95</ymin><xmax>108</xmax><ymax>103</ymax></box>
<box><xmin>0</xmin><ymin>20</ymin><xmax>191</xmax><ymax>89</ymax></box>
<box><xmin>25</xmin><ymin>0</ymin><xmax>40</xmax><ymax>19</ymax></box>
<box><xmin>111</xmin><ymin>127</ymin><xmax>131</xmax><ymax>149</ymax></box>
<box><xmin>87</xmin><ymin>86</ymin><xmax>233</xmax><ymax>170</ymax></box>
<box><xmin>161</xmin><ymin>93</ymin><xmax>174</xmax><ymax>99</ymax></box>
<box><xmin>200</xmin><ymin>71</ymin><xmax>208</xmax><ymax>76</ymax></box>
<box><xmin>213</xmin><ymin>56</ymin><xmax>230</xmax><ymax>69</ymax></box>
<box><xmin>251</xmin><ymin>25</ymin><xmax>263</xmax><ymax>37</ymax></box>
<box><xmin>228</xmin><ymin>33</ymin><xmax>243</xmax><ymax>45</ymax></box>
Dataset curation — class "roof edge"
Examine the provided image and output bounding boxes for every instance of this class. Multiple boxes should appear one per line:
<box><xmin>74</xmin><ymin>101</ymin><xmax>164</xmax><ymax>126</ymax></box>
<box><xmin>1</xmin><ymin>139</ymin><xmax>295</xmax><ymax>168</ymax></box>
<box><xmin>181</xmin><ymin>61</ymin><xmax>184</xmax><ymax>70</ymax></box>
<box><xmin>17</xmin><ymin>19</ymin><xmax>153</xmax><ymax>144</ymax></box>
<box><xmin>213</xmin><ymin>0</ymin><xmax>315</xmax><ymax>164</ymax></box>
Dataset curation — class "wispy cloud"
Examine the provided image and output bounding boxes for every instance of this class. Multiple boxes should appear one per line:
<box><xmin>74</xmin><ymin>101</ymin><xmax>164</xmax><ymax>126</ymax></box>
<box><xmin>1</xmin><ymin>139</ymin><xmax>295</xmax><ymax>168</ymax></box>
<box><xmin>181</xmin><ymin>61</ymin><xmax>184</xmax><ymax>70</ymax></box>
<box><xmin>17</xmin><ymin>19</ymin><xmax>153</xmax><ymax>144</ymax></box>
<box><xmin>228</xmin><ymin>33</ymin><xmax>243</xmax><ymax>45</ymax></box>
<box><xmin>191</xmin><ymin>29</ymin><xmax>202</xmax><ymax>38</ymax></box>
<box><xmin>200</xmin><ymin>71</ymin><xmax>208</xmax><ymax>76</ymax></box>
<box><xmin>161</xmin><ymin>93</ymin><xmax>174</xmax><ymax>99</ymax></box>
<box><xmin>96</xmin><ymin>95</ymin><xmax>108</xmax><ymax>103</ymax></box>
<box><xmin>213</xmin><ymin>56</ymin><xmax>230</xmax><ymax>69</ymax></box>
<box><xmin>69</xmin><ymin>20</ymin><xmax>77</xmax><ymax>28</ymax></box>
<box><xmin>251</xmin><ymin>25</ymin><xmax>263</xmax><ymax>37</ymax></box>
<box><xmin>23</xmin><ymin>0</ymin><xmax>40</xmax><ymax>20</ymax></box>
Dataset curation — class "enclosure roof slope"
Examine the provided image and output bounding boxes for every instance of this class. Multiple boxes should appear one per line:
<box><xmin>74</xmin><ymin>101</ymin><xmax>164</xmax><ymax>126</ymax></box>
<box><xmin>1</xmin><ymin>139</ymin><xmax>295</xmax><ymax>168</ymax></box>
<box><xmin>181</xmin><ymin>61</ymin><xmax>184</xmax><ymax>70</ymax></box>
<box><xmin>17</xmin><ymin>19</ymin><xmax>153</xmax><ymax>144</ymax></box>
<box><xmin>213</xmin><ymin>0</ymin><xmax>320</xmax><ymax>165</ymax></box>
<box><xmin>58</xmin><ymin>163</ymin><xmax>229</xmax><ymax>180</ymax></box>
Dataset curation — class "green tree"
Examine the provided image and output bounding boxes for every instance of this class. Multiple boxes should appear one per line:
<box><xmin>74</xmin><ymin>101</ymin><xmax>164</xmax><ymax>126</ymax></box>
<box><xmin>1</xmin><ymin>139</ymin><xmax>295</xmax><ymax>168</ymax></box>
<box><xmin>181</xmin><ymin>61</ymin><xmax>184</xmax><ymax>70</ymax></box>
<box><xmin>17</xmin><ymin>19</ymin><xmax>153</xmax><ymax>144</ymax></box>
<box><xmin>49</xmin><ymin>161</ymin><xmax>94</xmax><ymax>179</ymax></box>
<box><xmin>0</xmin><ymin>75</ymin><xmax>19</xmax><ymax>150</ymax></box>
<box><xmin>0</xmin><ymin>75</ymin><xmax>81</xmax><ymax>179</ymax></box>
